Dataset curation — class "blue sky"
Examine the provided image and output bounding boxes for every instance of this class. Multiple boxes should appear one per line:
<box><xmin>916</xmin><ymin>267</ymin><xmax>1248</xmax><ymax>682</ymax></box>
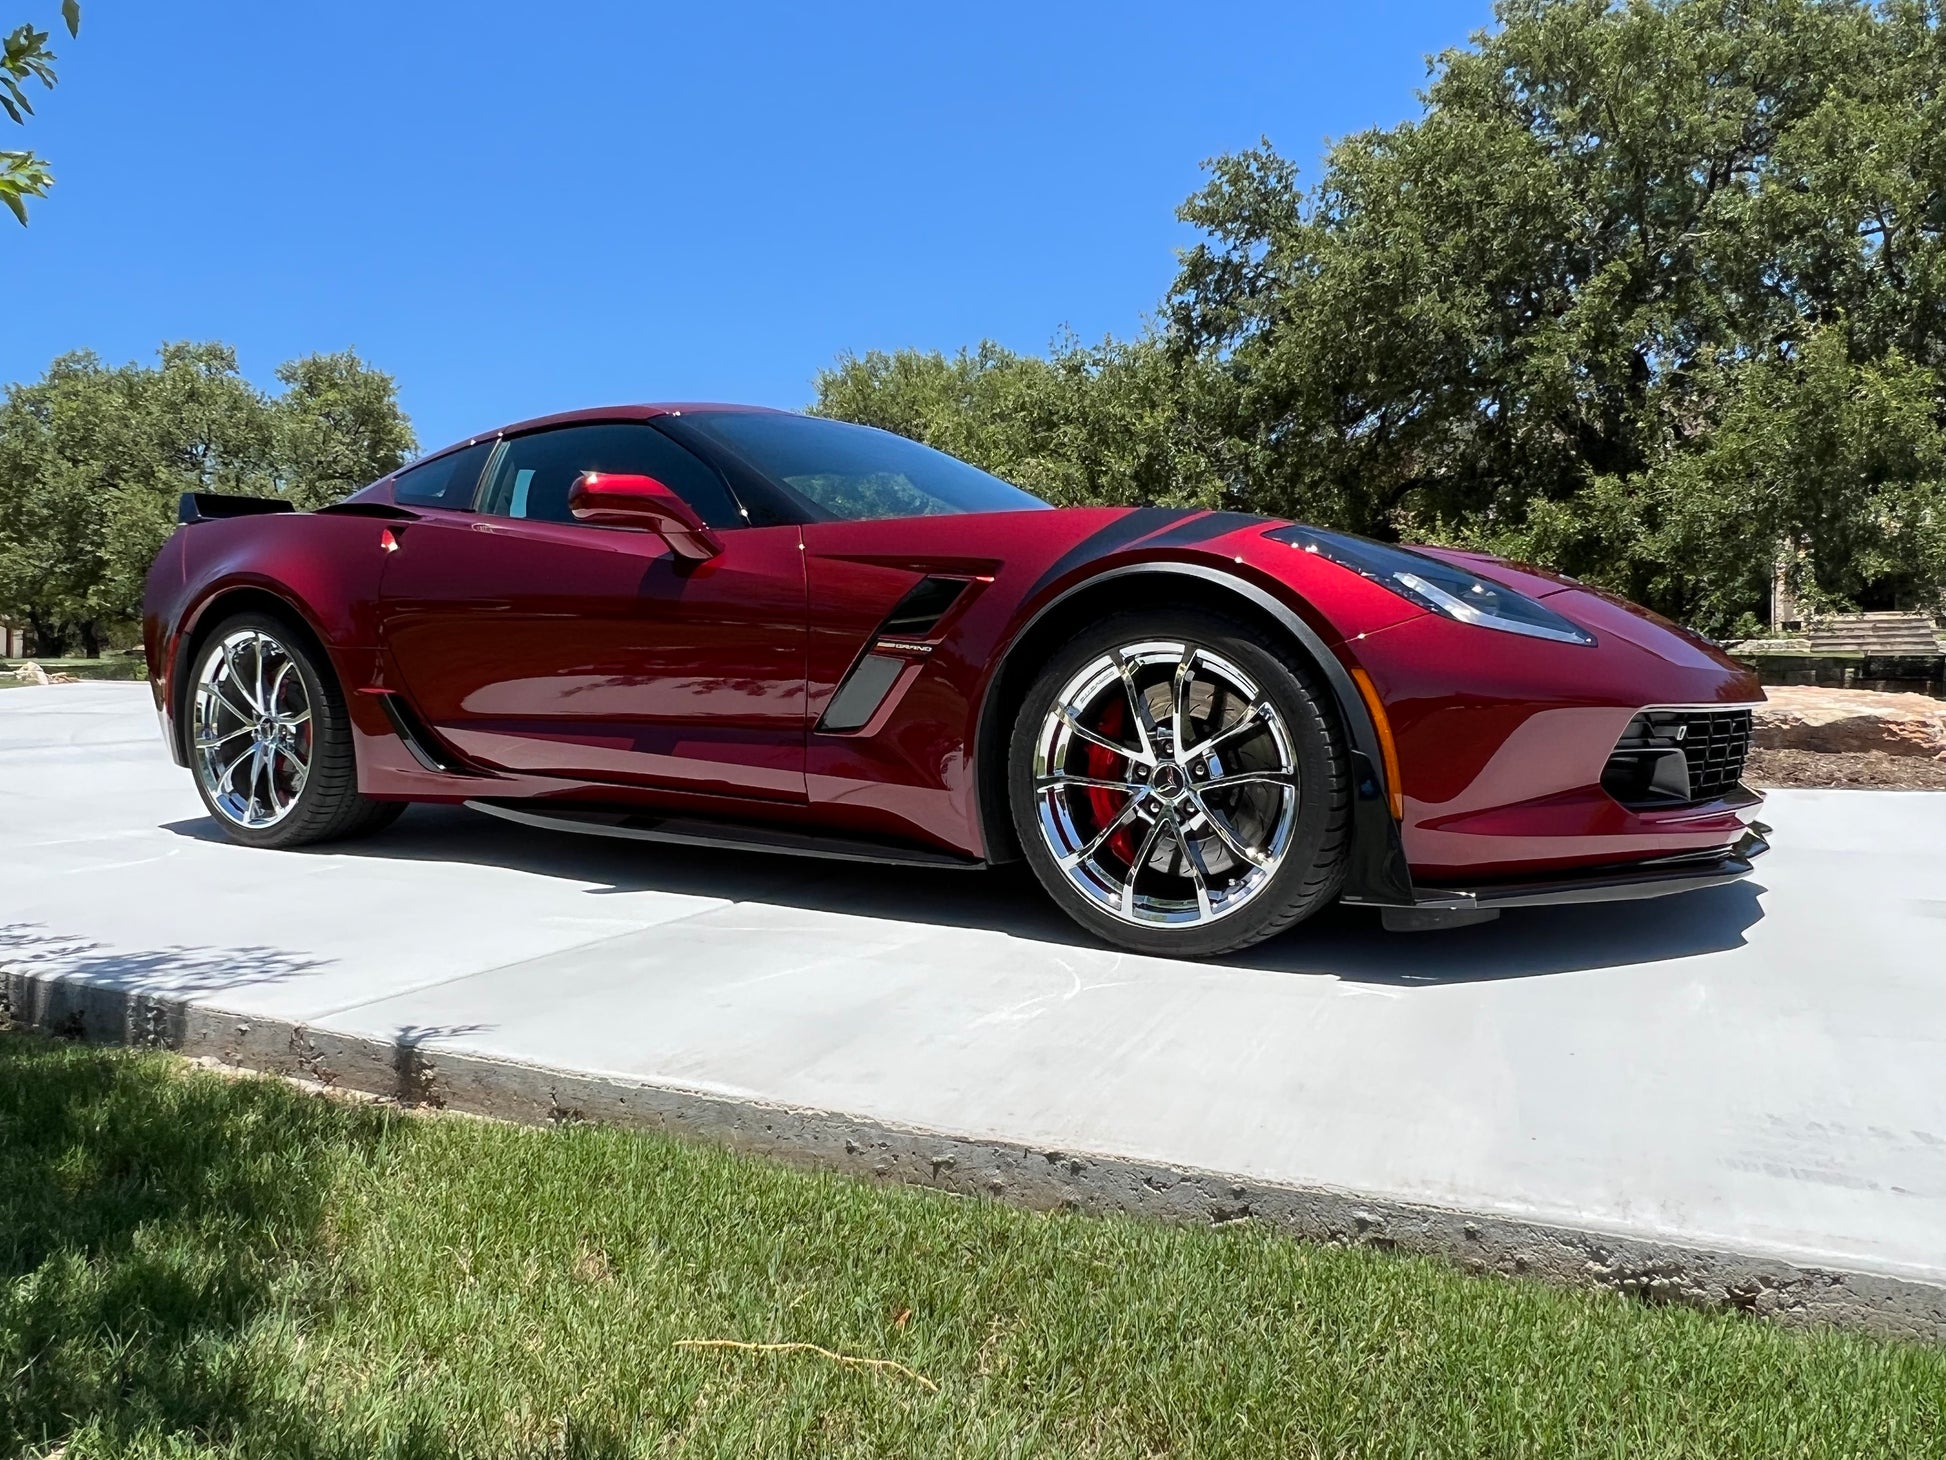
<box><xmin>8</xmin><ymin>1</ymin><xmax>1493</xmax><ymax>454</ymax></box>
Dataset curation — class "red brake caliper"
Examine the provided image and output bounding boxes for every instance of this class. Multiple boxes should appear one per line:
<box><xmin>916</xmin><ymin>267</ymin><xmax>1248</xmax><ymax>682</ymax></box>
<box><xmin>1077</xmin><ymin>698</ymin><xmax>1141</xmax><ymax>866</ymax></box>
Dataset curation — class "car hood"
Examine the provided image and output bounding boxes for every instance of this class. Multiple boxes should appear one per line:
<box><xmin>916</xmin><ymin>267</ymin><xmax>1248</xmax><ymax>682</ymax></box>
<box><xmin>1410</xmin><ymin>545</ymin><xmax>1750</xmax><ymax>678</ymax></box>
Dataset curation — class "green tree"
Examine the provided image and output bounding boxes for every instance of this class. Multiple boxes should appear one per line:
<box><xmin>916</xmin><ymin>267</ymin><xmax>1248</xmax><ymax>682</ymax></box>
<box><xmin>815</xmin><ymin>335</ymin><xmax>1226</xmax><ymax>509</ymax></box>
<box><xmin>272</xmin><ymin>350</ymin><xmax>417</xmax><ymax>510</ymax></box>
<box><xmin>818</xmin><ymin>0</ymin><xmax>1946</xmax><ymax>635</ymax></box>
<box><xmin>0</xmin><ymin>342</ymin><xmax>415</xmax><ymax>655</ymax></box>
<box><xmin>1</xmin><ymin>2</ymin><xmax>80</xmax><ymax>224</ymax></box>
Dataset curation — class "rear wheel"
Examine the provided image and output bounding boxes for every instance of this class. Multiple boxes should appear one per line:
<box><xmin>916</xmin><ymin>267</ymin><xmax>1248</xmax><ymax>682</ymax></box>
<box><xmin>186</xmin><ymin>612</ymin><xmax>403</xmax><ymax>849</ymax></box>
<box><xmin>1008</xmin><ymin>609</ymin><xmax>1349</xmax><ymax>957</ymax></box>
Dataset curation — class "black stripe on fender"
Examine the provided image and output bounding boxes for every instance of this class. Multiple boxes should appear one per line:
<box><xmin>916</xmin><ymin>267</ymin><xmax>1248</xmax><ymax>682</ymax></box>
<box><xmin>1021</xmin><ymin>506</ymin><xmax>1195</xmax><ymax>601</ymax></box>
<box><xmin>1136</xmin><ymin>510</ymin><xmax>1274</xmax><ymax>549</ymax></box>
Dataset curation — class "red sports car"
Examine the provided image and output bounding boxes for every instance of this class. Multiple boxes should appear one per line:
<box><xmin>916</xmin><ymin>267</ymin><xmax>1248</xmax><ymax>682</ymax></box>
<box><xmin>142</xmin><ymin>404</ymin><xmax>1769</xmax><ymax>956</ymax></box>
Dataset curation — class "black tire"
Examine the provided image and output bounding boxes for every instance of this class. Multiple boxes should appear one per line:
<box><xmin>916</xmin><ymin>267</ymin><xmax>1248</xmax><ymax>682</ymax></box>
<box><xmin>1008</xmin><ymin>608</ymin><xmax>1350</xmax><ymax>957</ymax></box>
<box><xmin>183</xmin><ymin>610</ymin><xmax>404</xmax><ymax>849</ymax></box>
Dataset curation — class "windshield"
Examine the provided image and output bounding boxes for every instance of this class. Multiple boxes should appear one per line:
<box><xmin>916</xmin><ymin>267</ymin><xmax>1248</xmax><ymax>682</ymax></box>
<box><xmin>673</xmin><ymin>411</ymin><xmax>1049</xmax><ymax>522</ymax></box>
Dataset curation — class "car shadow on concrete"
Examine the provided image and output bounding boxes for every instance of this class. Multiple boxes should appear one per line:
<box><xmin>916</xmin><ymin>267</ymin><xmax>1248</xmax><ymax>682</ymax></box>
<box><xmin>160</xmin><ymin>806</ymin><xmax>1767</xmax><ymax>984</ymax></box>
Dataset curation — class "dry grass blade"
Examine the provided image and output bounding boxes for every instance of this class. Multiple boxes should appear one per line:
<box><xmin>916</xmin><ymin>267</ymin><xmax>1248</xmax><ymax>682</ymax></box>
<box><xmin>673</xmin><ymin>1338</ymin><xmax>939</xmax><ymax>1392</ymax></box>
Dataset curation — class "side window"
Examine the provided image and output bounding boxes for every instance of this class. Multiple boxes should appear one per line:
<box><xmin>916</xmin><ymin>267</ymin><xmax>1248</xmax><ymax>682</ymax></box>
<box><xmin>392</xmin><ymin>440</ymin><xmax>494</xmax><ymax>510</ymax></box>
<box><xmin>479</xmin><ymin>423</ymin><xmax>743</xmax><ymax>529</ymax></box>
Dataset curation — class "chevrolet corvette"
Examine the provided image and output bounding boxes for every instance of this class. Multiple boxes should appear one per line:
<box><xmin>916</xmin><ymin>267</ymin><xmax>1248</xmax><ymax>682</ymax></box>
<box><xmin>142</xmin><ymin>404</ymin><xmax>1769</xmax><ymax>956</ymax></box>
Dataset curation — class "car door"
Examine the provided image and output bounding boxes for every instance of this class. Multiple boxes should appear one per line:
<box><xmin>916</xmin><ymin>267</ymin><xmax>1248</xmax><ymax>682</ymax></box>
<box><xmin>376</xmin><ymin>420</ymin><xmax>808</xmax><ymax>803</ymax></box>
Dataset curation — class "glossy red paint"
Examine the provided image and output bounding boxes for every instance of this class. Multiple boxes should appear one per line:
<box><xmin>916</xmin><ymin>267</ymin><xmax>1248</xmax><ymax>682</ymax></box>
<box><xmin>142</xmin><ymin>403</ymin><xmax>1766</xmax><ymax>902</ymax></box>
<box><xmin>1347</xmin><ymin>607</ymin><xmax>1761</xmax><ymax>879</ymax></box>
<box><xmin>143</xmin><ymin>510</ymin><xmax>398</xmax><ymax>769</ymax></box>
<box><xmin>567</xmin><ymin>472</ymin><xmax>721</xmax><ymax>560</ymax></box>
<box><xmin>375</xmin><ymin>510</ymin><xmax>807</xmax><ymax>802</ymax></box>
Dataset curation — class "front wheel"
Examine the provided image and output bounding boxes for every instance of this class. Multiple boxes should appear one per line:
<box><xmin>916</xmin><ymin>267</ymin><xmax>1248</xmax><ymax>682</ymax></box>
<box><xmin>1008</xmin><ymin>609</ymin><xmax>1350</xmax><ymax>957</ymax></box>
<box><xmin>185</xmin><ymin>612</ymin><xmax>403</xmax><ymax>849</ymax></box>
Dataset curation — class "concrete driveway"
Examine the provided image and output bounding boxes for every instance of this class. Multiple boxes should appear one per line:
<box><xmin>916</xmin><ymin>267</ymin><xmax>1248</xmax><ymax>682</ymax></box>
<box><xmin>4</xmin><ymin>682</ymin><xmax>1942</xmax><ymax>1333</ymax></box>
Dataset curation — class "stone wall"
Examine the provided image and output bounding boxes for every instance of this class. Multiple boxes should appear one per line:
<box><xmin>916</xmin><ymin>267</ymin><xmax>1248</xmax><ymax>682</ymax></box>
<box><xmin>1731</xmin><ymin>648</ymin><xmax>1944</xmax><ymax>698</ymax></box>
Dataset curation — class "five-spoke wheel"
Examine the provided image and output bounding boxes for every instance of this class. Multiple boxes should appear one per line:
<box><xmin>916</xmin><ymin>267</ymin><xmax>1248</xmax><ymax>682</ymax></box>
<box><xmin>1010</xmin><ymin>610</ymin><xmax>1348</xmax><ymax>956</ymax></box>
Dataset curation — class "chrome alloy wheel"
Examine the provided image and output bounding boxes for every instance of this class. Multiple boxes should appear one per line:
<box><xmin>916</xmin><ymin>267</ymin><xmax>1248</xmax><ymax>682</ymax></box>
<box><xmin>192</xmin><ymin>628</ymin><xmax>314</xmax><ymax>829</ymax></box>
<box><xmin>1032</xmin><ymin>640</ymin><xmax>1300</xmax><ymax>928</ymax></box>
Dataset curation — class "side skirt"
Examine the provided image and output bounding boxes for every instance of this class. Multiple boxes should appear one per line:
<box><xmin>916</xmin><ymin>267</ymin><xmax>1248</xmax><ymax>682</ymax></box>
<box><xmin>463</xmin><ymin>799</ymin><xmax>986</xmax><ymax>871</ymax></box>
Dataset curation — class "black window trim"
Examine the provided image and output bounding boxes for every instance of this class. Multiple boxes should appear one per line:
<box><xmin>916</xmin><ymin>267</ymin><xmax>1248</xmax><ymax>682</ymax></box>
<box><xmin>392</xmin><ymin>436</ymin><xmax>497</xmax><ymax>514</ymax></box>
<box><xmin>466</xmin><ymin>418</ymin><xmax>754</xmax><ymax>531</ymax></box>
<box><xmin>648</xmin><ymin>412</ymin><xmax>814</xmax><ymax>528</ymax></box>
<box><xmin>466</xmin><ymin>435</ymin><xmax>507</xmax><ymax>514</ymax></box>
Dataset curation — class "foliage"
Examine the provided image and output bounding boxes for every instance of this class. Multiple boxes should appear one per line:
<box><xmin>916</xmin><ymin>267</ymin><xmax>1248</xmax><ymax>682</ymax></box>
<box><xmin>4</xmin><ymin>1031</ymin><xmax>1943</xmax><ymax>1458</ymax></box>
<box><xmin>0</xmin><ymin>2</ymin><xmax>79</xmax><ymax>225</ymax></box>
<box><xmin>273</xmin><ymin>349</ymin><xmax>422</xmax><ymax>511</ymax></box>
<box><xmin>0</xmin><ymin>343</ymin><xmax>415</xmax><ymax>654</ymax></box>
<box><xmin>816</xmin><ymin>337</ymin><xmax>1228</xmax><ymax>511</ymax></box>
<box><xmin>816</xmin><ymin>0</ymin><xmax>1946</xmax><ymax>635</ymax></box>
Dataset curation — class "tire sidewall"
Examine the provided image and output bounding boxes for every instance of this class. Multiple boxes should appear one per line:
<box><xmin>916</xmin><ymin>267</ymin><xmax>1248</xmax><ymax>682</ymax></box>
<box><xmin>1007</xmin><ymin>608</ymin><xmax>1347</xmax><ymax>957</ymax></box>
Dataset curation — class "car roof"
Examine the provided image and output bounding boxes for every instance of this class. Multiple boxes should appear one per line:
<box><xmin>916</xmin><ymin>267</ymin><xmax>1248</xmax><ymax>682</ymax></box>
<box><xmin>425</xmin><ymin>402</ymin><xmax>792</xmax><ymax>457</ymax></box>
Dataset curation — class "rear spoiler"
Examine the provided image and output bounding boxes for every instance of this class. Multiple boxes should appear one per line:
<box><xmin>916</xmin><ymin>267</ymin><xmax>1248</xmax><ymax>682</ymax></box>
<box><xmin>178</xmin><ymin>492</ymin><xmax>297</xmax><ymax>524</ymax></box>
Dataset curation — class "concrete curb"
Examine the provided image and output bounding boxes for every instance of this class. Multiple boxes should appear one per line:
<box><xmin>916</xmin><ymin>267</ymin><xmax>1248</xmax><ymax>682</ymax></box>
<box><xmin>6</xmin><ymin>966</ymin><xmax>1941</xmax><ymax>1343</ymax></box>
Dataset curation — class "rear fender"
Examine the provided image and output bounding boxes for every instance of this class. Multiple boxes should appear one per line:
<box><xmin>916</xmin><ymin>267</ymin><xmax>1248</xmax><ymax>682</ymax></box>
<box><xmin>157</xmin><ymin>513</ymin><xmax>397</xmax><ymax>771</ymax></box>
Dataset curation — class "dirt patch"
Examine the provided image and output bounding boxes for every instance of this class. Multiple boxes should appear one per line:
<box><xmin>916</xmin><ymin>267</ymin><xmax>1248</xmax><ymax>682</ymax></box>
<box><xmin>1744</xmin><ymin>747</ymin><xmax>1946</xmax><ymax>790</ymax></box>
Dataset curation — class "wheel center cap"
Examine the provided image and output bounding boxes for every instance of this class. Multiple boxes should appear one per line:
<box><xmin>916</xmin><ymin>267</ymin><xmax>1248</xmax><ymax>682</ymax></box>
<box><xmin>1151</xmin><ymin>763</ymin><xmax>1187</xmax><ymax>800</ymax></box>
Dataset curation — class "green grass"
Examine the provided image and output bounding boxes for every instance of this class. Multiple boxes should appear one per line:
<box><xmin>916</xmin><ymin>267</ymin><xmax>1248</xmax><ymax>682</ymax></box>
<box><xmin>2</xmin><ymin>1033</ymin><xmax>1940</xmax><ymax>1459</ymax></box>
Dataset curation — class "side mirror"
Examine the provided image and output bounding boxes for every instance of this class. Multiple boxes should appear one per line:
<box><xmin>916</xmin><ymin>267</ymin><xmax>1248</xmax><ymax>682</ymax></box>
<box><xmin>567</xmin><ymin>472</ymin><xmax>721</xmax><ymax>561</ymax></box>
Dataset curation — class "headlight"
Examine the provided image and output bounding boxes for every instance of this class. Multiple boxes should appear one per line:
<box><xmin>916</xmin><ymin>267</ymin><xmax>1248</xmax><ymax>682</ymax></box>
<box><xmin>1267</xmin><ymin>526</ymin><xmax>1596</xmax><ymax>646</ymax></box>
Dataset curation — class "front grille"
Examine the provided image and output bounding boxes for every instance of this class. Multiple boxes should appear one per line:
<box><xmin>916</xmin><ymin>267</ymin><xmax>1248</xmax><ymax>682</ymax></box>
<box><xmin>1600</xmin><ymin>708</ymin><xmax>1753</xmax><ymax>809</ymax></box>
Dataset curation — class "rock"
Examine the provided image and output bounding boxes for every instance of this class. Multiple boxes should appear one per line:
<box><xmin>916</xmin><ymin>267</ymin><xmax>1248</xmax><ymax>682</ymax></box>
<box><xmin>1753</xmin><ymin>685</ymin><xmax>1946</xmax><ymax>759</ymax></box>
<box><xmin>7</xmin><ymin>662</ymin><xmax>80</xmax><ymax>685</ymax></box>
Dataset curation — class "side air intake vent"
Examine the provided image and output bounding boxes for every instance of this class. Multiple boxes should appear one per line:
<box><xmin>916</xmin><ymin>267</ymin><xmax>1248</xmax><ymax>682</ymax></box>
<box><xmin>819</xmin><ymin>655</ymin><xmax>905</xmax><ymax>732</ymax></box>
<box><xmin>374</xmin><ymin>692</ymin><xmax>473</xmax><ymax>774</ymax></box>
<box><xmin>1601</xmin><ymin>708</ymin><xmax>1753</xmax><ymax>809</ymax></box>
<box><xmin>816</xmin><ymin>577</ymin><xmax>973</xmax><ymax>735</ymax></box>
<box><xmin>881</xmin><ymin>577</ymin><xmax>968</xmax><ymax>637</ymax></box>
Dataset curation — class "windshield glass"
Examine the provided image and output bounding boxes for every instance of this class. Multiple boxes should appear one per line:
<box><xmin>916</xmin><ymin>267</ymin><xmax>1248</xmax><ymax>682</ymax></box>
<box><xmin>674</xmin><ymin>411</ymin><xmax>1049</xmax><ymax>522</ymax></box>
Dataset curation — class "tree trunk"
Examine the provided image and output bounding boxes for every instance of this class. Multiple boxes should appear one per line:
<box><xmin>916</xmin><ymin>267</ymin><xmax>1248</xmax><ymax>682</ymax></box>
<box><xmin>25</xmin><ymin>613</ymin><xmax>59</xmax><ymax>658</ymax></box>
<box><xmin>76</xmin><ymin>621</ymin><xmax>102</xmax><ymax>659</ymax></box>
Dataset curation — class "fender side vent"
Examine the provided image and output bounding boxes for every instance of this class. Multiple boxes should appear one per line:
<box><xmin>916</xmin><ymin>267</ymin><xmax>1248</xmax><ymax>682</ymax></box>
<box><xmin>374</xmin><ymin>692</ymin><xmax>474</xmax><ymax>774</ymax></box>
<box><xmin>818</xmin><ymin>654</ymin><xmax>905</xmax><ymax>733</ymax></box>
<box><xmin>881</xmin><ymin>576</ymin><xmax>968</xmax><ymax>636</ymax></box>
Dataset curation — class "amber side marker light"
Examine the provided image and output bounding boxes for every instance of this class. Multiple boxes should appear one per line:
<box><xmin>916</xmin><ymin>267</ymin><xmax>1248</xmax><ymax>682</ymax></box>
<box><xmin>1348</xmin><ymin>665</ymin><xmax>1405</xmax><ymax>821</ymax></box>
